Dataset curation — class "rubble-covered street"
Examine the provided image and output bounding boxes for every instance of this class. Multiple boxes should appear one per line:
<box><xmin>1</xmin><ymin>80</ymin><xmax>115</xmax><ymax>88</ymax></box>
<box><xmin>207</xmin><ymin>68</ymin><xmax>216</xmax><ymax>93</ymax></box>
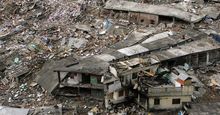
<box><xmin>1</xmin><ymin>0</ymin><xmax>220</xmax><ymax>115</ymax></box>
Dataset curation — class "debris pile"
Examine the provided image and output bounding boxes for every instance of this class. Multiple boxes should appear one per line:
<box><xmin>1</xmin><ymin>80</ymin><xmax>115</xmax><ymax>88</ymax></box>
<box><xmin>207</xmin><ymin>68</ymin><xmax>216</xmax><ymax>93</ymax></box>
<box><xmin>0</xmin><ymin>0</ymin><xmax>127</xmax><ymax>110</ymax></box>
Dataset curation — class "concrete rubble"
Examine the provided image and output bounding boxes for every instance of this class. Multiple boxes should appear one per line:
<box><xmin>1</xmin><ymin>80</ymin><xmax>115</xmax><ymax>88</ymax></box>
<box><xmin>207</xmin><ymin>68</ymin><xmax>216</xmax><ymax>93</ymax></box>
<box><xmin>0</xmin><ymin>0</ymin><xmax>220</xmax><ymax>114</ymax></box>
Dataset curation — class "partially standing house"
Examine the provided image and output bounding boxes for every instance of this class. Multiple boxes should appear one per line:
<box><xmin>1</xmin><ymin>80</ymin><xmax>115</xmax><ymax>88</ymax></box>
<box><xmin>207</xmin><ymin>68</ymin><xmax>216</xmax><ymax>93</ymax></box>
<box><xmin>107</xmin><ymin>56</ymin><xmax>194</xmax><ymax>110</ymax></box>
<box><xmin>53</xmin><ymin>57</ymin><xmax>109</xmax><ymax>99</ymax></box>
<box><xmin>104</xmin><ymin>31</ymin><xmax>220</xmax><ymax>110</ymax></box>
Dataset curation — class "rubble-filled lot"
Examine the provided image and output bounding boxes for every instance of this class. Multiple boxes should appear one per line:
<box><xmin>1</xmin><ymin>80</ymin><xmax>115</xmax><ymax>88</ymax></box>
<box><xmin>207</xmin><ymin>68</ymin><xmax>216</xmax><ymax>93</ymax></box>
<box><xmin>0</xmin><ymin>0</ymin><xmax>127</xmax><ymax>112</ymax></box>
<box><xmin>1</xmin><ymin>0</ymin><xmax>220</xmax><ymax>115</ymax></box>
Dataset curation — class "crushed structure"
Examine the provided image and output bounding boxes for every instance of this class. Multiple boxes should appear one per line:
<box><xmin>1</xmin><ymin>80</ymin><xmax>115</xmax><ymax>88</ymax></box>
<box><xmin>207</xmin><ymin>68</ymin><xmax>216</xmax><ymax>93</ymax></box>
<box><xmin>36</xmin><ymin>27</ymin><xmax>220</xmax><ymax>112</ymax></box>
<box><xmin>104</xmin><ymin>0</ymin><xmax>204</xmax><ymax>24</ymax></box>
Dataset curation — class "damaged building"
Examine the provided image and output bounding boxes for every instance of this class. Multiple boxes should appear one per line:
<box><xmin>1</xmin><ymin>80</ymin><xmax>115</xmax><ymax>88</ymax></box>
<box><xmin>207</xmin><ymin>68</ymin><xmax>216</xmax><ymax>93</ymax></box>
<box><xmin>36</xmin><ymin>27</ymin><xmax>220</xmax><ymax>112</ymax></box>
<box><xmin>53</xmin><ymin>58</ymin><xmax>109</xmax><ymax>99</ymax></box>
<box><xmin>104</xmin><ymin>0</ymin><xmax>205</xmax><ymax>26</ymax></box>
<box><xmin>104</xmin><ymin>29</ymin><xmax>220</xmax><ymax>110</ymax></box>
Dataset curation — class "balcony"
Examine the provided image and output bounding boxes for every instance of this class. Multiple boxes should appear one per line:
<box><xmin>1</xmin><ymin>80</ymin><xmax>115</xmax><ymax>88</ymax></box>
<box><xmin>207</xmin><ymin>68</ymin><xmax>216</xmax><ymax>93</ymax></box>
<box><xmin>148</xmin><ymin>86</ymin><xmax>194</xmax><ymax>97</ymax></box>
<box><xmin>60</xmin><ymin>83</ymin><xmax>104</xmax><ymax>89</ymax></box>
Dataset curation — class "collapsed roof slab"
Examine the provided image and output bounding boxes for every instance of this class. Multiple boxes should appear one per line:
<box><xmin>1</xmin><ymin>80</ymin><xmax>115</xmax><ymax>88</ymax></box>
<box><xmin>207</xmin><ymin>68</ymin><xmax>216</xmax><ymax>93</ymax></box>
<box><xmin>151</xmin><ymin>38</ymin><xmax>220</xmax><ymax>62</ymax></box>
<box><xmin>109</xmin><ymin>28</ymin><xmax>157</xmax><ymax>50</ymax></box>
<box><xmin>36</xmin><ymin>56</ymin><xmax>78</xmax><ymax>94</ymax></box>
<box><xmin>107</xmin><ymin>29</ymin><xmax>206</xmax><ymax>61</ymax></box>
<box><xmin>54</xmin><ymin>57</ymin><xmax>109</xmax><ymax>76</ymax></box>
<box><xmin>105</xmin><ymin>0</ymin><xmax>205</xmax><ymax>23</ymax></box>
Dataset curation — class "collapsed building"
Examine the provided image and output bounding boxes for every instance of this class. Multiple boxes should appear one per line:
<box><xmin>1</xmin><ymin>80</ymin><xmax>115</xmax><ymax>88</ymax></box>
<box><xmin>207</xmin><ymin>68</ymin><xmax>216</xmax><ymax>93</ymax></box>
<box><xmin>106</xmin><ymin>59</ymin><xmax>195</xmax><ymax>110</ymax></box>
<box><xmin>103</xmin><ymin>0</ymin><xmax>205</xmax><ymax>26</ymax></box>
<box><xmin>34</xmin><ymin>0</ymin><xmax>220</xmax><ymax>113</ymax></box>
<box><xmin>36</xmin><ymin>27</ymin><xmax>220</xmax><ymax>111</ymax></box>
<box><xmin>53</xmin><ymin>58</ymin><xmax>108</xmax><ymax>98</ymax></box>
<box><xmin>103</xmin><ymin>29</ymin><xmax>220</xmax><ymax>110</ymax></box>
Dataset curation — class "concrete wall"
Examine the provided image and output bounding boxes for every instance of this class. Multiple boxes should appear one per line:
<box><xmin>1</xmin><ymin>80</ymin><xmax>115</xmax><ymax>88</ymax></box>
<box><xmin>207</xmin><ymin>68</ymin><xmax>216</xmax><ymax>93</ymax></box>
<box><xmin>165</xmin><ymin>49</ymin><xmax>220</xmax><ymax>67</ymax></box>
<box><xmin>208</xmin><ymin>50</ymin><xmax>220</xmax><ymax>63</ymax></box>
<box><xmin>108</xmin><ymin>80</ymin><xmax>122</xmax><ymax>93</ymax></box>
<box><xmin>123</xmin><ymin>74</ymin><xmax>132</xmax><ymax>86</ymax></box>
<box><xmin>129</xmin><ymin>12</ymin><xmax>159</xmax><ymax>25</ymax></box>
<box><xmin>106</xmin><ymin>10</ymin><xmax>159</xmax><ymax>26</ymax></box>
<box><xmin>105</xmin><ymin>89</ymin><xmax>127</xmax><ymax>105</ymax></box>
<box><xmin>63</xmin><ymin>72</ymin><xmax>81</xmax><ymax>85</ymax></box>
<box><xmin>138</xmin><ymin>13</ymin><xmax>158</xmax><ymax>25</ymax></box>
<box><xmin>148</xmin><ymin>96</ymin><xmax>191</xmax><ymax>110</ymax></box>
<box><xmin>113</xmin><ymin>90</ymin><xmax>126</xmax><ymax>101</ymax></box>
<box><xmin>91</xmin><ymin>89</ymin><xmax>104</xmax><ymax>98</ymax></box>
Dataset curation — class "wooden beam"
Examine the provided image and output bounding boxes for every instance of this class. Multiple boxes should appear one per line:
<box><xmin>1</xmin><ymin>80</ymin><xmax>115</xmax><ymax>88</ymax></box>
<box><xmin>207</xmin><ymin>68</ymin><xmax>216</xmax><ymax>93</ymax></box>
<box><xmin>58</xmin><ymin>71</ymin><xmax>61</xmax><ymax>84</ymax></box>
<box><xmin>119</xmin><ymin>64</ymin><xmax>159</xmax><ymax>76</ymax></box>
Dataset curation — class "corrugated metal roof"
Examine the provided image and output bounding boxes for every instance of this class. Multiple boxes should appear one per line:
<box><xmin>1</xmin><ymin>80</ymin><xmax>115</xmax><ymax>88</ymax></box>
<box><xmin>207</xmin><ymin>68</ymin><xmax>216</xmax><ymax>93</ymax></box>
<box><xmin>117</xmin><ymin>44</ymin><xmax>149</xmax><ymax>56</ymax></box>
